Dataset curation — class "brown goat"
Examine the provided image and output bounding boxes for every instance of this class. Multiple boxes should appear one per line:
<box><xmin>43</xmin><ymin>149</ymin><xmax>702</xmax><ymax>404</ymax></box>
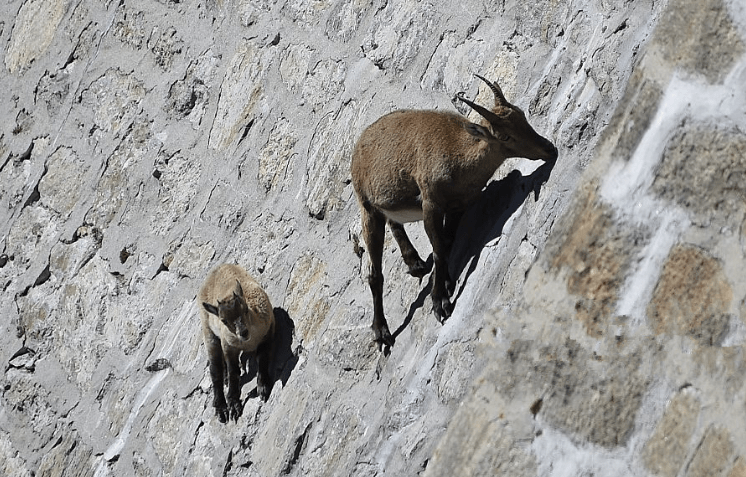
<box><xmin>351</xmin><ymin>74</ymin><xmax>557</xmax><ymax>348</ymax></box>
<box><xmin>199</xmin><ymin>263</ymin><xmax>275</xmax><ymax>423</ymax></box>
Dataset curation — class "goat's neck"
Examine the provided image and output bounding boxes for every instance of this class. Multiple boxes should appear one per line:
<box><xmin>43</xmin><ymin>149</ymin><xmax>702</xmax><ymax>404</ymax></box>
<box><xmin>465</xmin><ymin>146</ymin><xmax>508</xmax><ymax>182</ymax></box>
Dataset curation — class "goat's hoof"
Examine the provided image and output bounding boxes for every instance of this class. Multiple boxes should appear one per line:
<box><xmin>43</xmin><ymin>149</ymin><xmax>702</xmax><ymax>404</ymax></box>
<box><xmin>433</xmin><ymin>297</ymin><xmax>453</xmax><ymax>323</ymax></box>
<box><xmin>215</xmin><ymin>406</ymin><xmax>229</xmax><ymax>424</ymax></box>
<box><xmin>227</xmin><ymin>399</ymin><xmax>243</xmax><ymax>422</ymax></box>
<box><xmin>445</xmin><ymin>278</ymin><xmax>456</xmax><ymax>297</ymax></box>
<box><xmin>407</xmin><ymin>260</ymin><xmax>431</xmax><ymax>278</ymax></box>
<box><xmin>257</xmin><ymin>381</ymin><xmax>271</xmax><ymax>402</ymax></box>
<box><xmin>373</xmin><ymin>325</ymin><xmax>395</xmax><ymax>350</ymax></box>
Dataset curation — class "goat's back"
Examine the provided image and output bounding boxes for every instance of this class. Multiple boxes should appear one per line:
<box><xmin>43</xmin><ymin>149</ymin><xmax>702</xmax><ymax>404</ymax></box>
<box><xmin>352</xmin><ymin>109</ymin><xmax>482</xmax><ymax>210</ymax></box>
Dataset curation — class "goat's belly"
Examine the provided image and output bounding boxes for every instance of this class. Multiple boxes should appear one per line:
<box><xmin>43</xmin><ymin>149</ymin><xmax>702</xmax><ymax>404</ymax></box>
<box><xmin>381</xmin><ymin>207</ymin><xmax>423</xmax><ymax>223</ymax></box>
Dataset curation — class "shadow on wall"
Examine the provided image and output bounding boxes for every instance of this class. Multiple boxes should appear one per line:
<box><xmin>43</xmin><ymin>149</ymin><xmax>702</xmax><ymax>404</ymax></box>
<box><xmin>391</xmin><ymin>159</ymin><xmax>557</xmax><ymax>339</ymax></box>
<box><xmin>450</xmin><ymin>159</ymin><xmax>557</xmax><ymax>296</ymax></box>
<box><xmin>241</xmin><ymin>307</ymin><xmax>298</xmax><ymax>398</ymax></box>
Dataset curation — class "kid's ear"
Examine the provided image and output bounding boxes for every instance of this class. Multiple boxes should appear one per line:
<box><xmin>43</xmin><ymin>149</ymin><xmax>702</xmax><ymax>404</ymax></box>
<box><xmin>233</xmin><ymin>279</ymin><xmax>243</xmax><ymax>299</ymax></box>
<box><xmin>202</xmin><ymin>302</ymin><xmax>219</xmax><ymax>316</ymax></box>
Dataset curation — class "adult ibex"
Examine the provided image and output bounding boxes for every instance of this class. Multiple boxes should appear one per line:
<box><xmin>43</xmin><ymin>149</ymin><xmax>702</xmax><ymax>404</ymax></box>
<box><xmin>351</xmin><ymin>74</ymin><xmax>557</xmax><ymax>348</ymax></box>
<box><xmin>199</xmin><ymin>263</ymin><xmax>276</xmax><ymax>423</ymax></box>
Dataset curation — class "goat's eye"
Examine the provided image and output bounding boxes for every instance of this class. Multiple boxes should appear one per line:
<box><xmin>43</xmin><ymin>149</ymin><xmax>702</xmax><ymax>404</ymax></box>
<box><xmin>498</xmin><ymin>133</ymin><xmax>511</xmax><ymax>142</ymax></box>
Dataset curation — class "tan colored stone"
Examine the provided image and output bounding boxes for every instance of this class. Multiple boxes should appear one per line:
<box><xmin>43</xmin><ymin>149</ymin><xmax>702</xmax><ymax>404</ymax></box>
<box><xmin>258</xmin><ymin>118</ymin><xmax>298</xmax><ymax>192</ymax></box>
<box><xmin>285</xmin><ymin>253</ymin><xmax>330</xmax><ymax>342</ymax></box>
<box><xmin>39</xmin><ymin>147</ymin><xmax>86</xmax><ymax>217</ymax></box>
<box><xmin>549</xmin><ymin>185</ymin><xmax>636</xmax><ymax>337</ymax></box>
<box><xmin>686</xmin><ymin>426</ymin><xmax>734</xmax><ymax>477</ymax></box>
<box><xmin>647</xmin><ymin>245</ymin><xmax>732</xmax><ymax>346</ymax></box>
<box><xmin>596</xmin><ymin>67</ymin><xmax>664</xmax><ymax>163</ymax></box>
<box><xmin>208</xmin><ymin>39</ymin><xmax>268</xmax><ymax>150</ymax></box>
<box><xmin>642</xmin><ymin>390</ymin><xmax>700</xmax><ymax>477</ymax></box>
<box><xmin>729</xmin><ymin>458</ymin><xmax>746</xmax><ymax>477</ymax></box>
<box><xmin>423</xmin><ymin>392</ymin><xmax>536</xmax><ymax>477</ymax></box>
<box><xmin>4</xmin><ymin>0</ymin><xmax>66</xmax><ymax>74</ymax></box>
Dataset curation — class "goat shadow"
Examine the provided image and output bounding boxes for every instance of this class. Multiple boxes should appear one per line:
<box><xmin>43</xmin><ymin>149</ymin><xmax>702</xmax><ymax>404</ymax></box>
<box><xmin>392</xmin><ymin>159</ymin><xmax>556</xmax><ymax>339</ymax></box>
<box><xmin>240</xmin><ymin>306</ymin><xmax>298</xmax><ymax>399</ymax></box>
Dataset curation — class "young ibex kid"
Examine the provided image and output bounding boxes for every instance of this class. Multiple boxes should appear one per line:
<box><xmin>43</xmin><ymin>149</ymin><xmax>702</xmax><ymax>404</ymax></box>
<box><xmin>199</xmin><ymin>263</ymin><xmax>276</xmax><ymax>423</ymax></box>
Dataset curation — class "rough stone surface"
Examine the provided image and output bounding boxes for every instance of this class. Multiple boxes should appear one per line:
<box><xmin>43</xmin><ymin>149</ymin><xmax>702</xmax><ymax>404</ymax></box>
<box><xmin>653</xmin><ymin>124</ymin><xmax>746</xmax><ymax>226</ymax></box>
<box><xmin>642</xmin><ymin>389</ymin><xmax>700</xmax><ymax>477</ymax></box>
<box><xmin>2</xmin><ymin>0</ymin><xmax>746</xmax><ymax>476</ymax></box>
<box><xmin>686</xmin><ymin>426</ymin><xmax>735</xmax><ymax>477</ymax></box>
<box><xmin>648</xmin><ymin>245</ymin><xmax>733</xmax><ymax>346</ymax></box>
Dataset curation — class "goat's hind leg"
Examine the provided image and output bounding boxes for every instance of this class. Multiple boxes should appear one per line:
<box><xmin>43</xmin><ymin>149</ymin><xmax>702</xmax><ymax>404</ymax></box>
<box><xmin>255</xmin><ymin>324</ymin><xmax>276</xmax><ymax>401</ymax></box>
<box><xmin>361</xmin><ymin>204</ymin><xmax>394</xmax><ymax>348</ymax></box>
<box><xmin>442</xmin><ymin>210</ymin><xmax>463</xmax><ymax>297</ymax></box>
<box><xmin>388</xmin><ymin>219</ymin><xmax>431</xmax><ymax>278</ymax></box>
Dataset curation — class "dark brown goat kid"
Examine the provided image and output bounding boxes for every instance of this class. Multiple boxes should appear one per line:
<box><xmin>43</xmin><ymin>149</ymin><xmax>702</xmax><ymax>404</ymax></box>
<box><xmin>351</xmin><ymin>74</ymin><xmax>558</xmax><ymax>349</ymax></box>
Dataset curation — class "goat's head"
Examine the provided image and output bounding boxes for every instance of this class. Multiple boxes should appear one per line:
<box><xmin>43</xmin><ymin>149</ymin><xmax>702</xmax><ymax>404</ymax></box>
<box><xmin>457</xmin><ymin>74</ymin><xmax>558</xmax><ymax>162</ymax></box>
<box><xmin>202</xmin><ymin>280</ymin><xmax>251</xmax><ymax>340</ymax></box>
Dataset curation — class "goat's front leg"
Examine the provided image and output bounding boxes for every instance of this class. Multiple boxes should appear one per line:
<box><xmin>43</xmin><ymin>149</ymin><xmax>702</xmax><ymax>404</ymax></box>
<box><xmin>204</xmin><ymin>332</ymin><xmax>229</xmax><ymax>423</ymax></box>
<box><xmin>224</xmin><ymin>347</ymin><xmax>243</xmax><ymax>422</ymax></box>
<box><xmin>423</xmin><ymin>200</ymin><xmax>453</xmax><ymax>322</ymax></box>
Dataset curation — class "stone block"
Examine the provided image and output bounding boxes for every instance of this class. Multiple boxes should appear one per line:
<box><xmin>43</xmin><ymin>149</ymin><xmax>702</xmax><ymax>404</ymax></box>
<box><xmin>652</xmin><ymin>124</ymin><xmax>746</xmax><ymax>226</ymax></box>
<box><xmin>209</xmin><ymin>40</ymin><xmax>271</xmax><ymax>151</ymax></box>
<box><xmin>423</xmin><ymin>391</ymin><xmax>537</xmax><ymax>477</ymax></box>
<box><xmin>686</xmin><ymin>426</ymin><xmax>734</xmax><ymax>477</ymax></box>
<box><xmin>642</xmin><ymin>389</ymin><xmax>700</xmax><ymax>477</ymax></box>
<box><xmin>325</xmin><ymin>0</ymin><xmax>370</xmax><ymax>42</ymax></box>
<box><xmin>490</xmin><ymin>335</ymin><xmax>649</xmax><ymax>448</ymax></box>
<box><xmin>547</xmin><ymin>185</ymin><xmax>642</xmax><ymax>337</ymax></box>
<box><xmin>285</xmin><ymin>253</ymin><xmax>330</xmax><ymax>343</ymax></box>
<box><xmin>304</xmin><ymin>101</ymin><xmax>362</xmax><ymax>219</ymax></box>
<box><xmin>730</xmin><ymin>458</ymin><xmax>746</xmax><ymax>477</ymax></box>
<box><xmin>649</xmin><ymin>0</ymin><xmax>744</xmax><ymax>83</ymax></box>
<box><xmin>647</xmin><ymin>244</ymin><xmax>732</xmax><ymax>346</ymax></box>
<box><xmin>38</xmin><ymin>147</ymin><xmax>86</xmax><ymax>217</ymax></box>
<box><xmin>4</xmin><ymin>0</ymin><xmax>66</xmax><ymax>74</ymax></box>
<box><xmin>361</xmin><ymin>0</ymin><xmax>436</xmax><ymax>72</ymax></box>
<box><xmin>258</xmin><ymin>118</ymin><xmax>298</xmax><ymax>193</ymax></box>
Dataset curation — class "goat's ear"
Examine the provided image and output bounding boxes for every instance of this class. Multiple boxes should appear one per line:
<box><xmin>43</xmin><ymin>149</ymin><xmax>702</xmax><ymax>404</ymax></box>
<box><xmin>465</xmin><ymin>123</ymin><xmax>496</xmax><ymax>142</ymax></box>
<box><xmin>203</xmin><ymin>302</ymin><xmax>219</xmax><ymax>316</ymax></box>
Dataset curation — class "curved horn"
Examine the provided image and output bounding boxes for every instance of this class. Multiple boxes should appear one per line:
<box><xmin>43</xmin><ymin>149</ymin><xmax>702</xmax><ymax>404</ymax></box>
<box><xmin>474</xmin><ymin>74</ymin><xmax>507</xmax><ymax>106</ymax></box>
<box><xmin>456</xmin><ymin>92</ymin><xmax>502</xmax><ymax>124</ymax></box>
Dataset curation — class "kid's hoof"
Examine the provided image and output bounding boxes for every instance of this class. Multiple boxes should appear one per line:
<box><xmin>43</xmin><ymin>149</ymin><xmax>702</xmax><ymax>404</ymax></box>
<box><xmin>216</xmin><ymin>406</ymin><xmax>229</xmax><ymax>424</ymax></box>
<box><xmin>228</xmin><ymin>400</ymin><xmax>243</xmax><ymax>422</ymax></box>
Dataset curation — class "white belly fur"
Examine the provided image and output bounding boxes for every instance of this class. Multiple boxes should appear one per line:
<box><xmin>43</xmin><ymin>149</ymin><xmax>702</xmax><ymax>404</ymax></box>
<box><xmin>381</xmin><ymin>207</ymin><xmax>423</xmax><ymax>223</ymax></box>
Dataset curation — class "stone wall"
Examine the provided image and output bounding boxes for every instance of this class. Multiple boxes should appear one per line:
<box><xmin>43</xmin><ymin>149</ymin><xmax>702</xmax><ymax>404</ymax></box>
<box><xmin>1</xmin><ymin>0</ymin><xmax>744</xmax><ymax>476</ymax></box>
